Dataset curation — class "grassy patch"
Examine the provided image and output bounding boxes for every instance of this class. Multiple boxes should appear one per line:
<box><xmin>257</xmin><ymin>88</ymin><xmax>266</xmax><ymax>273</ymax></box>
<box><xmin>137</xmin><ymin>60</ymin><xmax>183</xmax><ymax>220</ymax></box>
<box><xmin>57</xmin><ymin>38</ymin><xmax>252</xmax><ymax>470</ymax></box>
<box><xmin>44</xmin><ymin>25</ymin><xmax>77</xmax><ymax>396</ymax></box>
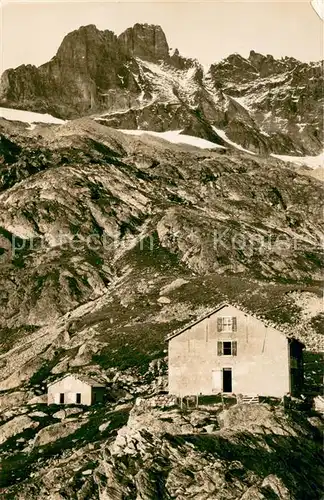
<box><xmin>120</xmin><ymin>231</ymin><xmax>182</xmax><ymax>272</ymax></box>
<box><xmin>0</xmin><ymin>325</ymin><xmax>39</xmax><ymax>354</ymax></box>
<box><xmin>303</xmin><ymin>351</ymin><xmax>324</xmax><ymax>396</ymax></box>
<box><xmin>310</xmin><ymin>313</ymin><xmax>324</xmax><ymax>336</ymax></box>
<box><xmin>93</xmin><ymin>334</ymin><xmax>165</xmax><ymax>374</ymax></box>
<box><xmin>27</xmin><ymin>350</ymin><xmax>64</xmax><ymax>389</ymax></box>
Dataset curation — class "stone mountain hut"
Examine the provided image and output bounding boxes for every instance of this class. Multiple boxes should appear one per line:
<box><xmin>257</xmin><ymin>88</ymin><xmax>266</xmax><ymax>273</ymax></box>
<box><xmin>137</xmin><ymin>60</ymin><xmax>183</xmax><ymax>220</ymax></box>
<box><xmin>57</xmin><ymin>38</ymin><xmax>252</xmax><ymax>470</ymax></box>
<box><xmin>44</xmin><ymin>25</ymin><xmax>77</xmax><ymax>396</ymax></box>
<box><xmin>47</xmin><ymin>374</ymin><xmax>106</xmax><ymax>406</ymax></box>
<box><xmin>167</xmin><ymin>303</ymin><xmax>304</xmax><ymax>398</ymax></box>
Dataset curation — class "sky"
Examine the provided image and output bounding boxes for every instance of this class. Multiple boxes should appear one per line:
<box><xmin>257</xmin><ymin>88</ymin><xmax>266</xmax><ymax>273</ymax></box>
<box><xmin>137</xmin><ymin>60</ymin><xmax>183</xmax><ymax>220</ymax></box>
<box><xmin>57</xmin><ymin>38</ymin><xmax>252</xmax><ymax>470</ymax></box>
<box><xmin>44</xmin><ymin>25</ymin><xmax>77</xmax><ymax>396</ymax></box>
<box><xmin>0</xmin><ymin>0</ymin><xmax>323</xmax><ymax>75</ymax></box>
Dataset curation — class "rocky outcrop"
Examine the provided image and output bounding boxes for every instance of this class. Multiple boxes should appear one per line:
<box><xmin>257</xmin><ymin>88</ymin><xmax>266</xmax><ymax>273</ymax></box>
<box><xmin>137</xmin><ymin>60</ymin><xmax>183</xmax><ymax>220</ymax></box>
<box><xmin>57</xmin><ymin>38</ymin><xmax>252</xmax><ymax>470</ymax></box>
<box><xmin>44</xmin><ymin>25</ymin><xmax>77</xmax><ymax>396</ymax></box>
<box><xmin>52</xmin><ymin>408</ymin><xmax>83</xmax><ymax>420</ymax></box>
<box><xmin>0</xmin><ymin>381</ymin><xmax>323</xmax><ymax>498</ymax></box>
<box><xmin>0</xmin><ymin>27</ymin><xmax>323</xmax><ymax>497</ymax></box>
<box><xmin>118</xmin><ymin>23</ymin><xmax>169</xmax><ymax>62</ymax></box>
<box><xmin>314</xmin><ymin>396</ymin><xmax>324</xmax><ymax>414</ymax></box>
<box><xmin>218</xmin><ymin>404</ymin><xmax>297</xmax><ymax>435</ymax></box>
<box><xmin>33</xmin><ymin>419</ymin><xmax>83</xmax><ymax>446</ymax></box>
<box><xmin>0</xmin><ymin>24</ymin><xmax>140</xmax><ymax>118</ymax></box>
<box><xmin>0</xmin><ymin>415</ymin><xmax>39</xmax><ymax>444</ymax></box>
<box><xmin>102</xmin><ymin>403</ymin><xmax>323</xmax><ymax>499</ymax></box>
<box><xmin>0</xmin><ymin>23</ymin><xmax>172</xmax><ymax>120</ymax></box>
<box><xmin>0</xmin><ymin>391</ymin><xmax>27</xmax><ymax>411</ymax></box>
<box><xmin>209</xmin><ymin>56</ymin><xmax>324</xmax><ymax>154</ymax></box>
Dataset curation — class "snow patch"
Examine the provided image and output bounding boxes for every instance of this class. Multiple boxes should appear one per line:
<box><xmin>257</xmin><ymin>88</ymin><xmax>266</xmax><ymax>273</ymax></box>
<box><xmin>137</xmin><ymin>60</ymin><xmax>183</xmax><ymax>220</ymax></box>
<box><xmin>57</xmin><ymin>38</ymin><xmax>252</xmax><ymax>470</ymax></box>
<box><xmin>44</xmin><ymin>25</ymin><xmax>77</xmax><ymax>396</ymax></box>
<box><xmin>0</xmin><ymin>107</ymin><xmax>65</xmax><ymax>126</ymax></box>
<box><xmin>212</xmin><ymin>126</ymin><xmax>256</xmax><ymax>155</ymax></box>
<box><xmin>271</xmin><ymin>152</ymin><xmax>324</xmax><ymax>169</ymax></box>
<box><xmin>136</xmin><ymin>59</ymin><xmax>200</xmax><ymax>107</ymax></box>
<box><xmin>120</xmin><ymin>129</ymin><xmax>225</xmax><ymax>150</ymax></box>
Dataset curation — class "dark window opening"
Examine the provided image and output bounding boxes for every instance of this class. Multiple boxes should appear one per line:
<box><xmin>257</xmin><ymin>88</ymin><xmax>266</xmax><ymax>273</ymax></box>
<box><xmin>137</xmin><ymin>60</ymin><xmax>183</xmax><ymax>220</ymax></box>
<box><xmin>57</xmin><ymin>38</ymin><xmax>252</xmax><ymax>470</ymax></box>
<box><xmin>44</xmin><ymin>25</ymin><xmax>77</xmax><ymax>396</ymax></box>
<box><xmin>59</xmin><ymin>393</ymin><xmax>65</xmax><ymax>404</ymax></box>
<box><xmin>76</xmin><ymin>393</ymin><xmax>81</xmax><ymax>404</ymax></box>
<box><xmin>223</xmin><ymin>342</ymin><xmax>232</xmax><ymax>355</ymax></box>
<box><xmin>217</xmin><ymin>341</ymin><xmax>237</xmax><ymax>356</ymax></box>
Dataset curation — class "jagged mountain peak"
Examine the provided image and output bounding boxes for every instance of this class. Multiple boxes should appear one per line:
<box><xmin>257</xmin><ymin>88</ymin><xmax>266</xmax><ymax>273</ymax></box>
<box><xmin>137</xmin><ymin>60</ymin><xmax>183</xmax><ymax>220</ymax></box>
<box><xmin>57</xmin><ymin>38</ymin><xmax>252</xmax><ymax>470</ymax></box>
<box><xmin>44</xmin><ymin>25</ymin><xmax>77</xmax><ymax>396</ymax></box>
<box><xmin>65</xmin><ymin>23</ymin><xmax>101</xmax><ymax>35</ymax></box>
<box><xmin>118</xmin><ymin>23</ymin><xmax>169</xmax><ymax>62</ymax></box>
<box><xmin>55</xmin><ymin>24</ymin><xmax>117</xmax><ymax>49</ymax></box>
<box><xmin>126</xmin><ymin>22</ymin><xmax>166</xmax><ymax>33</ymax></box>
<box><xmin>55</xmin><ymin>24</ymin><xmax>119</xmax><ymax>59</ymax></box>
<box><xmin>0</xmin><ymin>23</ymin><xmax>323</xmax><ymax>156</ymax></box>
<box><xmin>213</xmin><ymin>50</ymin><xmax>302</xmax><ymax>77</ymax></box>
<box><xmin>214</xmin><ymin>50</ymin><xmax>296</xmax><ymax>76</ymax></box>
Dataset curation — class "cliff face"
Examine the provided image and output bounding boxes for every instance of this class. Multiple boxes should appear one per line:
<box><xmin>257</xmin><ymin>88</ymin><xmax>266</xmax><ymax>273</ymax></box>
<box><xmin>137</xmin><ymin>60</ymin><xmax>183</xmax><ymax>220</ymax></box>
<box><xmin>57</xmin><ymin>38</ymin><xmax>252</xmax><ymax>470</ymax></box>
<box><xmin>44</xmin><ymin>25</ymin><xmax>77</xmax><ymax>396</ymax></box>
<box><xmin>0</xmin><ymin>24</ymin><xmax>140</xmax><ymax>118</ymax></box>
<box><xmin>0</xmin><ymin>23</ymin><xmax>171</xmax><ymax>119</ymax></box>
<box><xmin>208</xmin><ymin>52</ymin><xmax>323</xmax><ymax>155</ymax></box>
<box><xmin>1</xmin><ymin>23</ymin><xmax>323</xmax><ymax>155</ymax></box>
<box><xmin>117</xmin><ymin>23</ymin><xmax>170</xmax><ymax>61</ymax></box>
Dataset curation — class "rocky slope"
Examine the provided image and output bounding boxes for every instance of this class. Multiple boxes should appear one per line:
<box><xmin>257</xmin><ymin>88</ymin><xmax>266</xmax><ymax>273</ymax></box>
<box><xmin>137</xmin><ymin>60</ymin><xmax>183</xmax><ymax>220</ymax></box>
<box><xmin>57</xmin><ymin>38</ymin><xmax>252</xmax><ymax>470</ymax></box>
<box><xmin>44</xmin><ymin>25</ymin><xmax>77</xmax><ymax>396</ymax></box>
<box><xmin>1</xmin><ymin>23</ymin><xmax>323</xmax><ymax>155</ymax></box>
<box><xmin>0</xmin><ymin>116</ymin><xmax>323</xmax><ymax>393</ymax></box>
<box><xmin>1</xmin><ymin>392</ymin><xmax>323</xmax><ymax>499</ymax></box>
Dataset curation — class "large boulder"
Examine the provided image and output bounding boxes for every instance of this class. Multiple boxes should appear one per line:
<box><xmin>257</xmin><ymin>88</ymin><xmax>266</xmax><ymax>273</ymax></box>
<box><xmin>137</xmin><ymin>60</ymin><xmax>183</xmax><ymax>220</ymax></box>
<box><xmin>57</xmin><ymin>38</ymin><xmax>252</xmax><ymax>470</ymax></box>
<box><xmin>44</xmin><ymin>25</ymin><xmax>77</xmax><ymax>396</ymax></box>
<box><xmin>218</xmin><ymin>404</ymin><xmax>294</xmax><ymax>435</ymax></box>
<box><xmin>0</xmin><ymin>415</ymin><xmax>39</xmax><ymax>444</ymax></box>
<box><xmin>0</xmin><ymin>390</ymin><xmax>27</xmax><ymax>411</ymax></box>
<box><xmin>314</xmin><ymin>395</ymin><xmax>324</xmax><ymax>414</ymax></box>
<box><xmin>33</xmin><ymin>419</ymin><xmax>83</xmax><ymax>446</ymax></box>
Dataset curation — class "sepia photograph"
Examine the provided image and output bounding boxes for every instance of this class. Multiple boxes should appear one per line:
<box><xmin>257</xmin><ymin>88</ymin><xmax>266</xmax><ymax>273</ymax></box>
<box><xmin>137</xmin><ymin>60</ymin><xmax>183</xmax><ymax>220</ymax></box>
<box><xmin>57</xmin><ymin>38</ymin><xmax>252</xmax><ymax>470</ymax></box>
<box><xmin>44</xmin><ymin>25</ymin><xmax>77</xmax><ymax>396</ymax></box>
<box><xmin>0</xmin><ymin>0</ymin><xmax>323</xmax><ymax>498</ymax></box>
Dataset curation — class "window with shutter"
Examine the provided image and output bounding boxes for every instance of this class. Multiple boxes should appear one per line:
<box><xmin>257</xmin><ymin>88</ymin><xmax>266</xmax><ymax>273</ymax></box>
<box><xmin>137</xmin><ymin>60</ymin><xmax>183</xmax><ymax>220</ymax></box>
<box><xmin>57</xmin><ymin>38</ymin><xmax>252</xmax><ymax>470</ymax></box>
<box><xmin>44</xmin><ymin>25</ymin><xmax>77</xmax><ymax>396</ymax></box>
<box><xmin>218</xmin><ymin>316</ymin><xmax>237</xmax><ymax>332</ymax></box>
<box><xmin>217</xmin><ymin>341</ymin><xmax>238</xmax><ymax>356</ymax></box>
<box><xmin>222</xmin><ymin>317</ymin><xmax>232</xmax><ymax>332</ymax></box>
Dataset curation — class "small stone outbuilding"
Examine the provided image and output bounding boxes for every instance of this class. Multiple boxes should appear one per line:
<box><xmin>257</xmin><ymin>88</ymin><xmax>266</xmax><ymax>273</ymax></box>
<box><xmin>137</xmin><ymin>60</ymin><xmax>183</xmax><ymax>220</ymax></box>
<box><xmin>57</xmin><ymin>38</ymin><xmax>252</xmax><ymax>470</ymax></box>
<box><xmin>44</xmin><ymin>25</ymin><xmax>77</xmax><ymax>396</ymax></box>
<box><xmin>47</xmin><ymin>374</ymin><xmax>106</xmax><ymax>406</ymax></box>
